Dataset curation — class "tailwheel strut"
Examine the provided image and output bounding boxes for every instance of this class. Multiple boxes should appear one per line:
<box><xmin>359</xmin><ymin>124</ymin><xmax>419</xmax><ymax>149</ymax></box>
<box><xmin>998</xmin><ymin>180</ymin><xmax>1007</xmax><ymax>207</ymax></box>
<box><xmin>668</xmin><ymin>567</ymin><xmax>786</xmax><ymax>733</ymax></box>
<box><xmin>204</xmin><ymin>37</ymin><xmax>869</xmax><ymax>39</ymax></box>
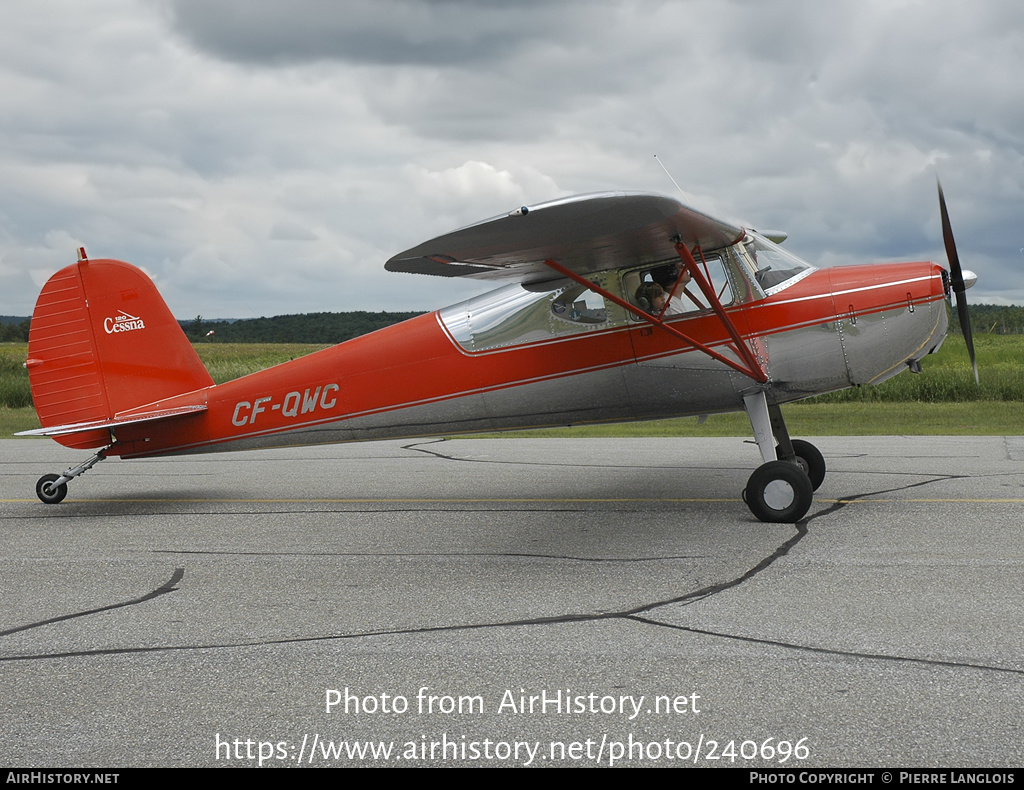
<box><xmin>36</xmin><ymin>446</ymin><xmax>111</xmax><ymax>504</ymax></box>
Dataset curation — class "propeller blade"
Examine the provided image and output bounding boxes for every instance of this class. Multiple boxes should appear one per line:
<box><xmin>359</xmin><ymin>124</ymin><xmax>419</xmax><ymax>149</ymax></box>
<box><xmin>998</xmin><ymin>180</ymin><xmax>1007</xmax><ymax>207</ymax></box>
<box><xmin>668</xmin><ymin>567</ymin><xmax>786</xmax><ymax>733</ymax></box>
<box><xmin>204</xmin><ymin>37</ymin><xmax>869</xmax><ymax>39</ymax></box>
<box><xmin>937</xmin><ymin>179</ymin><xmax>978</xmax><ymax>384</ymax></box>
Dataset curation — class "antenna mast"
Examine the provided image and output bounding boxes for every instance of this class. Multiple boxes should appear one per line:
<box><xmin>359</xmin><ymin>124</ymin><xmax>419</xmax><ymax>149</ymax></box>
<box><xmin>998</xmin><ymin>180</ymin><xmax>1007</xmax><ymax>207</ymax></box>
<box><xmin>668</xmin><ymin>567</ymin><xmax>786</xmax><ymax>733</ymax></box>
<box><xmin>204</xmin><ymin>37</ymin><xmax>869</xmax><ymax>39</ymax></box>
<box><xmin>653</xmin><ymin>154</ymin><xmax>693</xmax><ymax>205</ymax></box>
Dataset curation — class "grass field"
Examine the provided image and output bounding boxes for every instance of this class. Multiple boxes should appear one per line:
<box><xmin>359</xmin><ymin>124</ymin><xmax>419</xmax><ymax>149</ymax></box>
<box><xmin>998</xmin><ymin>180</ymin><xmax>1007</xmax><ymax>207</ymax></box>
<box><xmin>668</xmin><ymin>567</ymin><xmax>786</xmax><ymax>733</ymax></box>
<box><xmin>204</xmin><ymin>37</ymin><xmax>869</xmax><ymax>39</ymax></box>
<box><xmin>2</xmin><ymin>335</ymin><xmax>1021</xmax><ymax>438</ymax></box>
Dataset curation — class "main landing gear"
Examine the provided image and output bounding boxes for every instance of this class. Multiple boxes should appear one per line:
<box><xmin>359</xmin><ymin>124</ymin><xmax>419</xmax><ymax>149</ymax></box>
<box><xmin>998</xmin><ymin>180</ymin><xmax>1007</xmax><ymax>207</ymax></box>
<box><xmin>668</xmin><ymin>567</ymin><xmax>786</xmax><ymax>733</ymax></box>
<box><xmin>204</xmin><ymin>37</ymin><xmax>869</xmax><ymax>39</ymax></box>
<box><xmin>741</xmin><ymin>393</ymin><xmax>825</xmax><ymax>523</ymax></box>
<box><xmin>35</xmin><ymin>447</ymin><xmax>110</xmax><ymax>504</ymax></box>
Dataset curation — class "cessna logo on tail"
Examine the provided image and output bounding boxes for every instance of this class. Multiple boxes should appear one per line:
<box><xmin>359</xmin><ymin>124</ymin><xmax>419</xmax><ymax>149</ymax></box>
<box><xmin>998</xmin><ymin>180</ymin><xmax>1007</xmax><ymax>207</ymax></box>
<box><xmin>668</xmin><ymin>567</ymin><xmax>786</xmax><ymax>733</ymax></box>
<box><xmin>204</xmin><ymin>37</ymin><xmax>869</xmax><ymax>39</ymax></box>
<box><xmin>104</xmin><ymin>311</ymin><xmax>146</xmax><ymax>334</ymax></box>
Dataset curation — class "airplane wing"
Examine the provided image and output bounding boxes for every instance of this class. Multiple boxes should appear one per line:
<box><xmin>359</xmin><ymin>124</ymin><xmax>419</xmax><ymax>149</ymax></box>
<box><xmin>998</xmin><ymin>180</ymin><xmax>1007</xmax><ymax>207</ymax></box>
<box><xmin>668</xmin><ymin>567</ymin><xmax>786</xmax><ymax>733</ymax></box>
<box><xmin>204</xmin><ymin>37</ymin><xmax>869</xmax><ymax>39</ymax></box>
<box><xmin>385</xmin><ymin>192</ymin><xmax>744</xmax><ymax>284</ymax></box>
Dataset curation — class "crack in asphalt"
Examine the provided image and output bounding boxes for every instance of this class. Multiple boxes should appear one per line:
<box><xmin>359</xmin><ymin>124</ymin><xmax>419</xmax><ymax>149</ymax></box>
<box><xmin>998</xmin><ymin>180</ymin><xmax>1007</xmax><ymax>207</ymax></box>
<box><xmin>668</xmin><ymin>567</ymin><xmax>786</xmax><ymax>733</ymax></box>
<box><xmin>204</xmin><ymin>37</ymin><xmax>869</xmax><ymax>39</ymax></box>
<box><xmin>0</xmin><ymin>569</ymin><xmax>184</xmax><ymax>638</ymax></box>
<box><xmin>1</xmin><ymin>452</ymin><xmax>1016</xmax><ymax>678</ymax></box>
<box><xmin>624</xmin><ymin>618</ymin><xmax>1024</xmax><ymax>676</ymax></box>
<box><xmin>627</xmin><ymin>470</ymin><xmax>1001</xmax><ymax>667</ymax></box>
<box><xmin>404</xmin><ymin>438</ymin><xmax>747</xmax><ymax>471</ymax></box>
<box><xmin>153</xmin><ymin>549</ymin><xmax>704</xmax><ymax>562</ymax></box>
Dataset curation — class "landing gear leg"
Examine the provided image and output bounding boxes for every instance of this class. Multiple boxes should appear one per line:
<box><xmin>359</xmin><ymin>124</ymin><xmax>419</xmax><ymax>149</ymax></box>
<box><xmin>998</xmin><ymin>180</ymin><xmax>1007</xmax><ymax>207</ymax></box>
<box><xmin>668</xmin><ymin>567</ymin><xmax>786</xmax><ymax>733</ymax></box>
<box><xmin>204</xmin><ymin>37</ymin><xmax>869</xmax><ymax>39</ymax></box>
<box><xmin>35</xmin><ymin>446</ymin><xmax>110</xmax><ymax>504</ymax></box>
<box><xmin>769</xmin><ymin>403</ymin><xmax>826</xmax><ymax>491</ymax></box>
<box><xmin>741</xmin><ymin>393</ymin><xmax>813</xmax><ymax>522</ymax></box>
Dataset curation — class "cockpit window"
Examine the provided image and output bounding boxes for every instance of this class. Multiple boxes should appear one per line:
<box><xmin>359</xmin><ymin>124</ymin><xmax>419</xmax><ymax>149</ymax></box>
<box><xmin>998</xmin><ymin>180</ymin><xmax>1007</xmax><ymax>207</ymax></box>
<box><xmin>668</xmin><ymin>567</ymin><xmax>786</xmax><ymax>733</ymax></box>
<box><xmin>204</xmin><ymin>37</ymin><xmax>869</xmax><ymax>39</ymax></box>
<box><xmin>622</xmin><ymin>255</ymin><xmax>733</xmax><ymax>319</ymax></box>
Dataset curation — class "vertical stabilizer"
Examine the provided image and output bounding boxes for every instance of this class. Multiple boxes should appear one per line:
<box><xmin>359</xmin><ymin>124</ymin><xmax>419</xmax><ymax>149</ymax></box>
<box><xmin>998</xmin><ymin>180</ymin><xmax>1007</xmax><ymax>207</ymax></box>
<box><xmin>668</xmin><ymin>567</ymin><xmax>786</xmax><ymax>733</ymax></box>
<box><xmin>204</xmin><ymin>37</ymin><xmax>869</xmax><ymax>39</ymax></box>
<box><xmin>26</xmin><ymin>258</ymin><xmax>214</xmax><ymax>448</ymax></box>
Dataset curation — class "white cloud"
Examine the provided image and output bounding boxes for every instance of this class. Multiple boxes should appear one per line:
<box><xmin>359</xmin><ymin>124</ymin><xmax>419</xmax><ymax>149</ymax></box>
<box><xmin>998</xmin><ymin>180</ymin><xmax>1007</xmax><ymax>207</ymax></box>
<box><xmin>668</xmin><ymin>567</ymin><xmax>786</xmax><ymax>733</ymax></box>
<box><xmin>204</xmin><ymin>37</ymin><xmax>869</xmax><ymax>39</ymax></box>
<box><xmin>406</xmin><ymin>160</ymin><xmax>560</xmax><ymax>223</ymax></box>
<box><xmin>0</xmin><ymin>0</ymin><xmax>1021</xmax><ymax>316</ymax></box>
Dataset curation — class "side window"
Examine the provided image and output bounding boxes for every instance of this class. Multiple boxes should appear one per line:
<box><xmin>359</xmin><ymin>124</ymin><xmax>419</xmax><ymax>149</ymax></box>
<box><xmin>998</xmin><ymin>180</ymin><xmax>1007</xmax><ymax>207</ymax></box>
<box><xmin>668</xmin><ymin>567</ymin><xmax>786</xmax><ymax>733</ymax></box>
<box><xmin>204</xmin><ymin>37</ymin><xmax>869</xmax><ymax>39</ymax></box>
<box><xmin>702</xmin><ymin>257</ymin><xmax>733</xmax><ymax>306</ymax></box>
<box><xmin>438</xmin><ymin>276</ymin><xmax>627</xmax><ymax>353</ymax></box>
<box><xmin>550</xmin><ymin>285</ymin><xmax>607</xmax><ymax>325</ymax></box>
<box><xmin>625</xmin><ymin>256</ymin><xmax>732</xmax><ymax>319</ymax></box>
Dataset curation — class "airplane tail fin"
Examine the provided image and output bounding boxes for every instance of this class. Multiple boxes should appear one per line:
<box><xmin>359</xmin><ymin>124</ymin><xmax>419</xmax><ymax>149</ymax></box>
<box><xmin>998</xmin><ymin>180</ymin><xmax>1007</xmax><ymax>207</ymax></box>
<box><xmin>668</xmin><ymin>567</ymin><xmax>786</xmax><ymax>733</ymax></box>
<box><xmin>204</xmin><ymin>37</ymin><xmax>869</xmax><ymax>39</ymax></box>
<box><xmin>25</xmin><ymin>254</ymin><xmax>214</xmax><ymax>449</ymax></box>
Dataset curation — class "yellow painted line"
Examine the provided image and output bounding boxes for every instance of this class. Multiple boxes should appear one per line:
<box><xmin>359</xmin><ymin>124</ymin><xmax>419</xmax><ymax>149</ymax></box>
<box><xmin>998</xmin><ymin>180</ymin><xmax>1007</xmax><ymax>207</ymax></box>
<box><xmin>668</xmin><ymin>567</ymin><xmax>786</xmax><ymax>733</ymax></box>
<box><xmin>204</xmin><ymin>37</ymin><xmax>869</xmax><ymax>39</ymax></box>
<box><xmin>3</xmin><ymin>497</ymin><xmax>736</xmax><ymax>504</ymax></box>
<box><xmin>4</xmin><ymin>496</ymin><xmax>1024</xmax><ymax>505</ymax></box>
<box><xmin>825</xmin><ymin>498</ymin><xmax>1024</xmax><ymax>504</ymax></box>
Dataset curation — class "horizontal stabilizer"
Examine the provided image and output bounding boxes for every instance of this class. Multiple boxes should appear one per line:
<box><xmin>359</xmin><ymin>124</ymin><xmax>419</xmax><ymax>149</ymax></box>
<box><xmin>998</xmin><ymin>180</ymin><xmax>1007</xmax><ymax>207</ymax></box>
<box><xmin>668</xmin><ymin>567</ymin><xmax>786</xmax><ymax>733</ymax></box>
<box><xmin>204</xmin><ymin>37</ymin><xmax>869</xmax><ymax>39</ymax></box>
<box><xmin>16</xmin><ymin>404</ymin><xmax>207</xmax><ymax>438</ymax></box>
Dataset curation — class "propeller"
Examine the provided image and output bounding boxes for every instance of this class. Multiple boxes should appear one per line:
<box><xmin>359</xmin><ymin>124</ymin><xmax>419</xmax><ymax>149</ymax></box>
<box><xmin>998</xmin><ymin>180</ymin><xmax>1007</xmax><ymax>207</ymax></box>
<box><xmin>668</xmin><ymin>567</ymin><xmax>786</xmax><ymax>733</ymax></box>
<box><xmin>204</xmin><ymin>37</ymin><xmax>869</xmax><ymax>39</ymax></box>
<box><xmin>937</xmin><ymin>178</ymin><xmax>979</xmax><ymax>384</ymax></box>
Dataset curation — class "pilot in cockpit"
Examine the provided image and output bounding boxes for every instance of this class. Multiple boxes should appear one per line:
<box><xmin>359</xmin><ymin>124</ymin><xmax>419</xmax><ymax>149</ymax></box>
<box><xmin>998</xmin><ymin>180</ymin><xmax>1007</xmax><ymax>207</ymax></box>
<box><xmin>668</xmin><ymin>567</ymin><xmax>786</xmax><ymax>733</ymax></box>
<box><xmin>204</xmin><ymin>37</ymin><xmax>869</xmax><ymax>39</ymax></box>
<box><xmin>647</xmin><ymin>261</ymin><xmax>704</xmax><ymax>312</ymax></box>
<box><xmin>635</xmin><ymin>282</ymin><xmax>684</xmax><ymax>316</ymax></box>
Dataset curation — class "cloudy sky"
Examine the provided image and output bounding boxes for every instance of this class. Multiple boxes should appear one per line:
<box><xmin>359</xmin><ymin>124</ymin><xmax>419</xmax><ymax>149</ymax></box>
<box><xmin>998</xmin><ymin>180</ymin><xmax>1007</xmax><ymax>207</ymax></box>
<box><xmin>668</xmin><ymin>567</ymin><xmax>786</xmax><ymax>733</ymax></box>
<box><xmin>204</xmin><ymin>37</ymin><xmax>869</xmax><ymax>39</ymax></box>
<box><xmin>1</xmin><ymin>0</ymin><xmax>1021</xmax><ymax>319</ymax></box>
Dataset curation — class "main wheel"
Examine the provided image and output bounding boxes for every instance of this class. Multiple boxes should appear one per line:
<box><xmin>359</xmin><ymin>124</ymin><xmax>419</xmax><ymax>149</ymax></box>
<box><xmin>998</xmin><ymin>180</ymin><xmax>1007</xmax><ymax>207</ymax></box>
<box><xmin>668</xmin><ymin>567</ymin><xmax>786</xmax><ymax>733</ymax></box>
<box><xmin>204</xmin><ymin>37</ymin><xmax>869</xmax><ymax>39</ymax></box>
<box><xmin>743</xmin><ymin>461</ymin><xmax>813</xmax><ymax>523</ymax></box>
<box><xmin>777</xmin><ymin>439</ymin><xmax>826</xmax><ymax>491</ymax></box>
<box><xmin>36</xmin><ymin>474</ymin><xmax>68</xmax><ymax>505</ymax></box>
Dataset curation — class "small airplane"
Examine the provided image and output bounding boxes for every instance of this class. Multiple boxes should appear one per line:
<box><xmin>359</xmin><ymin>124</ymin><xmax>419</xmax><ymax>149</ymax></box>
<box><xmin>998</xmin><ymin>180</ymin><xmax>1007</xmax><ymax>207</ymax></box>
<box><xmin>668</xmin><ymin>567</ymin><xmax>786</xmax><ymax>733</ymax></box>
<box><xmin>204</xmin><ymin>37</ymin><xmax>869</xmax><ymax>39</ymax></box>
<box><xmin>18</xmin><ymin>183</ymin><xmax>976</xmax><ymax>522</ymax></box>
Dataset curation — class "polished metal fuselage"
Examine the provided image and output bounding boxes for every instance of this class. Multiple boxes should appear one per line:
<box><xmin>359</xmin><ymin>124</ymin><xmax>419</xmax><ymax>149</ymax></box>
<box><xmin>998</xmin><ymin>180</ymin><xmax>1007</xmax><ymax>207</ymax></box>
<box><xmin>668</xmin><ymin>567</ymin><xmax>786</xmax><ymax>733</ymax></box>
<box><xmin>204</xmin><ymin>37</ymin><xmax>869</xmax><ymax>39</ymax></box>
<box><xmin>124</xmin><ymin>256</ymin><xmax>950</xmax><ymax>459</ymax></box>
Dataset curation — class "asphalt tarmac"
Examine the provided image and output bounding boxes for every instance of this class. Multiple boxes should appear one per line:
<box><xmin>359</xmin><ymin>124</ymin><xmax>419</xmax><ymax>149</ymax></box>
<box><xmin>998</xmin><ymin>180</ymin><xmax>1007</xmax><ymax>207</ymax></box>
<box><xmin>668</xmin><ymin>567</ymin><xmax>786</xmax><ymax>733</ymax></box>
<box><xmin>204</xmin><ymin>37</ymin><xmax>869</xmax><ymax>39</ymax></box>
<box><xmin>1</xmin><ymin>435</ymin><xmax>1022</xmax><ymax>768</ymax></box>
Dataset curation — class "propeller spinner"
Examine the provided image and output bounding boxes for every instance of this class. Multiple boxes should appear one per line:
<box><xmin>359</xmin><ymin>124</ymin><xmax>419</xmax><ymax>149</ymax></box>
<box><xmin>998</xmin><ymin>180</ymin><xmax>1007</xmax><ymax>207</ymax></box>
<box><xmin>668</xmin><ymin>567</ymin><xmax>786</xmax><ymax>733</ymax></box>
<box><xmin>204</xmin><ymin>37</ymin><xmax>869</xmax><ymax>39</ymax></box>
<box><xmin>937</xmin><ymin>179</ymin><xmax>979</xmax><ymax>384</ymax></box>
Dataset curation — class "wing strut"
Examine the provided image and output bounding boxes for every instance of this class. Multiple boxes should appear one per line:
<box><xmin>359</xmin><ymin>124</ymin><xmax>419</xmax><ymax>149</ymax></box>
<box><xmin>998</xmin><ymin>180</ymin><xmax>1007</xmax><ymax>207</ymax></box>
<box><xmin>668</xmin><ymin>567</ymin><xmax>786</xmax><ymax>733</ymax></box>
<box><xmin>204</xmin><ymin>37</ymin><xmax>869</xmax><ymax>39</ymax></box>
<box><xmin>542</xmin><ymin>254</ymin><xmax>767</xmax><ymax>383</ymax></box>
<box><xmin>673</xmin><ymin>241</ymin><xmax>767</xmax><ymax>382</ymax></box>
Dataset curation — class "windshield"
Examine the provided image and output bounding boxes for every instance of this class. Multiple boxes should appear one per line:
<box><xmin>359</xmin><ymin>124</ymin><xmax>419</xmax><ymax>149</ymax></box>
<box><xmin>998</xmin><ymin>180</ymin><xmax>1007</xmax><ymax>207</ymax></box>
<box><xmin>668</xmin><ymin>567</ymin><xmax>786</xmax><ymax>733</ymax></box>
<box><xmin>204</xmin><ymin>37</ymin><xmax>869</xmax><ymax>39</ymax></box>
<box><xmin>736</xmin><ymin>233</ymin><xmax>816</xmax><ymax>295</ymax></box>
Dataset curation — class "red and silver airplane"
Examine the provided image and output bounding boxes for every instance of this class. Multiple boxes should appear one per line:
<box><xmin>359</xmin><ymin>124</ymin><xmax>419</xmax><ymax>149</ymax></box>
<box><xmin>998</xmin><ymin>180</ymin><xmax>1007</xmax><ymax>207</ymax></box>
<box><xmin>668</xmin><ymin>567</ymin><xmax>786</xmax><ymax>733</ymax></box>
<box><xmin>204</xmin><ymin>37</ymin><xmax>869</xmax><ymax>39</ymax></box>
<box><xmin>19</xmin><ymin>184</ymin><xmax>976</xmax><ymax>522</ymax></box>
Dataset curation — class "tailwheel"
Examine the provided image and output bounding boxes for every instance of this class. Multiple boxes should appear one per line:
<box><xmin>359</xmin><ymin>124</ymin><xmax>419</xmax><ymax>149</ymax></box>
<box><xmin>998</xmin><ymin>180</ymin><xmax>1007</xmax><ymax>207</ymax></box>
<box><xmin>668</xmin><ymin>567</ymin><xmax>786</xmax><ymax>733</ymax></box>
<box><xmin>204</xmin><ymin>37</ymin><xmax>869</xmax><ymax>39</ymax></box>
<box><xmin>743</xmin><ymin>461</ymin><xmax>813</xmax><ymax>523</ymax></box>
<box><xmin>779</xmin><ymin>439</ymin><xmax>826</xmax><ymax>491</ymax></box>
<box><xmin>36</xmin><ymin>474</ymin><xmax>68</xmax><ymax>505</ymax></box>
<box><xmin>32</xmin><ymin>446</ymin><xmax>110</xmax><ymax>504</ymax></box>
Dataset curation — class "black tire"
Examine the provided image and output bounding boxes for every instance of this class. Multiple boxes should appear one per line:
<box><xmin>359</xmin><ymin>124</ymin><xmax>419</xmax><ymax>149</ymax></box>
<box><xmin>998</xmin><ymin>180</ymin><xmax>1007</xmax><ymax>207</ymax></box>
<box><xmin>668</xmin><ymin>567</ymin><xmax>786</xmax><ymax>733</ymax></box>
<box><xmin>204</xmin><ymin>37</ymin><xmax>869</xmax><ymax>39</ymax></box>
<box><xmin>743</xmin><ymin>461</ymin><xmax>813</xmax><ymax>523</ymax></box>
<box><xmin>777</xmin><ymin>439</ymin><xmax>826</xmax><ymax>491</ymax></box>
<box><xmin>36</xmin><ymin>474</ymin><xmax>68</xmax><ymax>505</ymax></box>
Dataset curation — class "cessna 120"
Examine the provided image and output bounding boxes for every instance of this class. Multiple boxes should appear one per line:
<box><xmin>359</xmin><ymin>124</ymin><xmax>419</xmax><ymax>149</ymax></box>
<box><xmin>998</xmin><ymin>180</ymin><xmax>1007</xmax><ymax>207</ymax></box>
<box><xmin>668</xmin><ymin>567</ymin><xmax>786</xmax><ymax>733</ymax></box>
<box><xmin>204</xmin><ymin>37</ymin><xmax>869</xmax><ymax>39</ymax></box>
<box><xmin>19</xmin><ymin>183</ymin><xmax>976</xmax><ymax>522</ymax></box>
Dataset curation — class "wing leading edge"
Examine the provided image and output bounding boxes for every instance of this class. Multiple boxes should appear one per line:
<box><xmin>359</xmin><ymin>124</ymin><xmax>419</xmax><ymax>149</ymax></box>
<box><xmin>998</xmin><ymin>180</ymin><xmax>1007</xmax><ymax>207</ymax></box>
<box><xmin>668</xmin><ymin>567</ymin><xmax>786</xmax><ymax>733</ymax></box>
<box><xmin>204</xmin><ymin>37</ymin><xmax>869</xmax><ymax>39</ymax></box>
<box><xmin>385</xmin><ymin>192</ymin><xmax>744</xmax><ymax>284</ymax></box>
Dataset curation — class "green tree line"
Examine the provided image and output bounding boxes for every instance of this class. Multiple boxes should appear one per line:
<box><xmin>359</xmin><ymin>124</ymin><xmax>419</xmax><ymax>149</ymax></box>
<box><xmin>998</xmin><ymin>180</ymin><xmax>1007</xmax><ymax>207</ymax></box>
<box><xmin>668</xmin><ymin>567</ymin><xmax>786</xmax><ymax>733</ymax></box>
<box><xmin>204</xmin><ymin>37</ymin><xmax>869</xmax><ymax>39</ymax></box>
<box><xmin>949</xmin><ymin>304</ymin><xmax>1024</xmax><ymax>334</ymax></box>
<box><xmin>0</xmin><ymin>311</ymin><xmax>425</xmax><ymax>344</ymax></box>
<box><xmin>4</xmin><ymin>305</ymin><xmax>1024</xmax><ymax>343</ymax></box>
<box><xmin>0</xmin><ymin>318</ymin><xmax>31</xmax><ymax>342</ymax></box>
<box><xmin>182</xmin><ymin>311</ymin><xmax>426</xmax><ymax>343</ymax></box>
